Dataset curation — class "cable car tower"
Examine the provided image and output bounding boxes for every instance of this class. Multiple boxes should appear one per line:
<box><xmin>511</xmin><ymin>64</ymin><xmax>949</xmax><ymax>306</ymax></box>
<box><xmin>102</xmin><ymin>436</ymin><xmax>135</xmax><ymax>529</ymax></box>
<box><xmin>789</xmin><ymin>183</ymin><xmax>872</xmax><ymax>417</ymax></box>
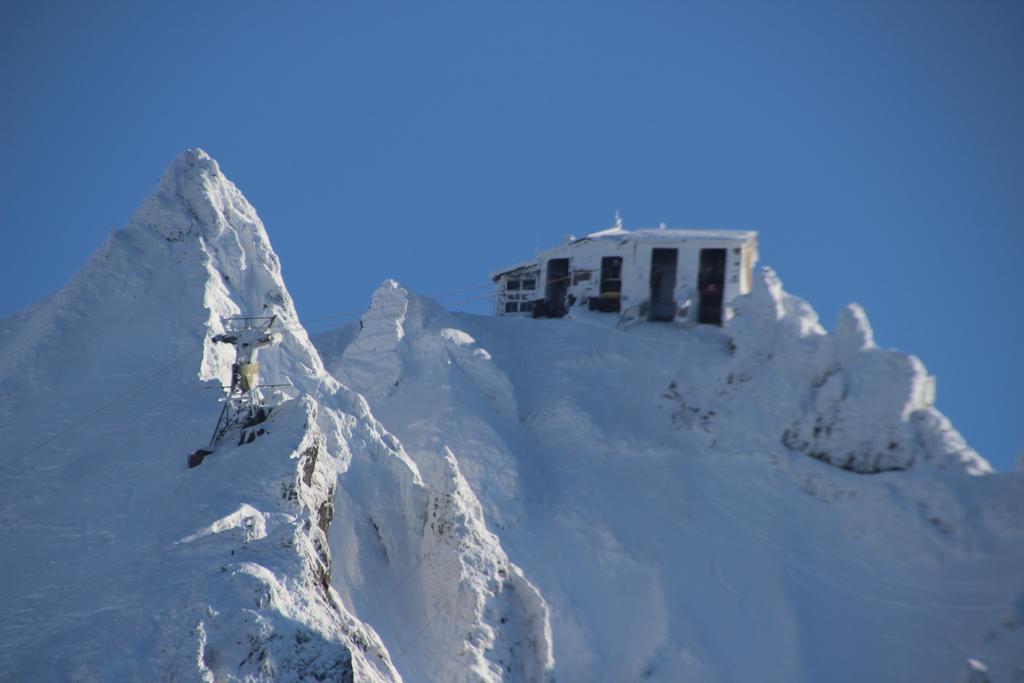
<box><xmin>188</xmin><ymin>316</ymin><xmax>283</xmax><ymax>467</ymax></box>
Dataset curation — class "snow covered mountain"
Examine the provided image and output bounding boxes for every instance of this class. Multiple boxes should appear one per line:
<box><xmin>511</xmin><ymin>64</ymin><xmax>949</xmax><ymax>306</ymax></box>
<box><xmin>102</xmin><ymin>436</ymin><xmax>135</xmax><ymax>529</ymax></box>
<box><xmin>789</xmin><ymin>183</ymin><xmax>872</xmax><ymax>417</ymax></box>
<box><xmin>314</xmin><ymin>278</ymin><xmax>1024</xmax><ymax>683</ymax></box>
<box><xmin>1</xmin><ymin>149</ymin><xmax>1022</xmax><ymax>682</ymax></box>
<box><xmin>0</xmin><ymin>150</ymin><xmax>549</xmax><ymax>682</ymax></box>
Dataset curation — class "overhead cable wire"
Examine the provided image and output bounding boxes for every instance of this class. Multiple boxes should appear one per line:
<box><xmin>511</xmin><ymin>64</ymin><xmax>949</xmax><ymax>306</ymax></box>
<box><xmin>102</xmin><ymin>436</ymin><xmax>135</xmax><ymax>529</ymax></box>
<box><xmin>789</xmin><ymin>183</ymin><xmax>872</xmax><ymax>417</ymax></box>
<box><xmin>441</xmin><ymin>293</ymin><xmax>494</xmax><ymax>309</ymax></box>
<box><xmin>9</xmin><ymin>280</ymin><xmax>500</xmax><ymax>458</ymax></box>
<box><xmin>361</xmin><ymin>476</ymin><xmax>496</xmax><ymax>626</ymax></box>
<box><xmin>11</xmin><ymin>346</ymin><xmax>200</xmax><ymax>461</ymax></box>
<box><xmin>422</xmin><ymin>282</ymin><xmax>493</xmax><ymax>299</ymax></box>
<box><xmin>396</xmin><ymin>540</ymin><xmax>538</xmax><ymax>662</ymax></box>
<box><xmin>275</xmin><ymin>282</ymin><xmax>494</xmax><ymax>334</ymax></box>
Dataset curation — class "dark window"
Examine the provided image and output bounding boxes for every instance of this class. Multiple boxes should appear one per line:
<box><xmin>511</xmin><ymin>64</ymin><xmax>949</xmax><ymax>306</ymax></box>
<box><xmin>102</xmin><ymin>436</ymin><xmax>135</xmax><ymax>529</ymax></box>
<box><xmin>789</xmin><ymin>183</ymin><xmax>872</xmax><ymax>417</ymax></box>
<box><xmin>697</xmin><ymin>248</ymin><xmax>727</xmax><ymax>326</ymax></box>
<box><xmin>648</xmin><ymin>248</ymin><xmax>678</xmax><ymax>322</ymax></box>
<box><xmin>521</xmin><ymin>278</ymin><xmax>536</xmax><ymax>290</ymax></box>
<box><xmin>520</xmin><ymin>301</ymin><xmax>534</xmax><ymax>312</ymax></box>
<box><xmin>597</xmin><ymin>256</ymin><xmax>623</xmax><ymax>312</ymax></box>
<box><xmin>504</xmin><ymin>301</ymin><xmax>518</xmax><ymax>313</ymax></box>
<box><xmin>544</xmin><ymin>258</ymin><xmax>571</xmax><ymax>318</ymax></box>
<box><xmin>507</xmin><ymin>279</ymin><xmax>521</xmax><ymax>291</ymax></box>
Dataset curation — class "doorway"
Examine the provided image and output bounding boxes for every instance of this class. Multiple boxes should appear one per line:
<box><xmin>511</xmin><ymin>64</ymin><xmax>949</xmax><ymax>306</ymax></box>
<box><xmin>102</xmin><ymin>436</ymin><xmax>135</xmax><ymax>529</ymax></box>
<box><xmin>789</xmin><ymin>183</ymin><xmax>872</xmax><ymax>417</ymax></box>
<box><xmin>697</xmin><ymin>248</ymin><xmax>726</xmax><ymax>325</ymax></box>
<box><xmin>597</xmin><ymin>256</ymin><xmax>623</xmax><ymax>312</ymax></box>
<box><xmin>544</xmin><ymin>258</ymin><xmax>570</xmax><ymax>318</ymax></box>
<box><xmin>648</xmin><ymin>248</ymin><xmax>678</xmax><ymax>321</ymax></box>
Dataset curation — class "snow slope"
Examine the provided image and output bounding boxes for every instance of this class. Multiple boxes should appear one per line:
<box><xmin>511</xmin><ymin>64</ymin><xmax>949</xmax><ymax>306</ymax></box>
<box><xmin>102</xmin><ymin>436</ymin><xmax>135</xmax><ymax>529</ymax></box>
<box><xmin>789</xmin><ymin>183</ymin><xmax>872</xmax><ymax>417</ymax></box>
<box><xmin>316</xmin><ymin>277</ymin><xmax>1024</xmax><ymax>682</ymax></box>
<box><xmin>0</xmin><ymin>150</ymin><xmax>550</xmax><ymax>682</ymax></box>
<box><xmin>2</xmin><ymin>148</ymin><xmax>1020</xmax><ymax>682</ymax></box>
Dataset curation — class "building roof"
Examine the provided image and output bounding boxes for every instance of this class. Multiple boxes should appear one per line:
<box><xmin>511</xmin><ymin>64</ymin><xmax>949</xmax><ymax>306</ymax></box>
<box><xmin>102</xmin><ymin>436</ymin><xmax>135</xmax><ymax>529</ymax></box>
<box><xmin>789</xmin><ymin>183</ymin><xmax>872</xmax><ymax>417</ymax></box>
<box><xmin>490</xmin><ymin>259</ymin><xmax>540</xmax><ymax>281</ymax></box>
<box><xmin>571</xmin><ymin>226</ymin><xmax>757</xmax><ymax>245</ymax></box>
<box><xmin>492</xmin><ymin>225</ymin><xmax>758</xmax><ymax>280</ymax></box>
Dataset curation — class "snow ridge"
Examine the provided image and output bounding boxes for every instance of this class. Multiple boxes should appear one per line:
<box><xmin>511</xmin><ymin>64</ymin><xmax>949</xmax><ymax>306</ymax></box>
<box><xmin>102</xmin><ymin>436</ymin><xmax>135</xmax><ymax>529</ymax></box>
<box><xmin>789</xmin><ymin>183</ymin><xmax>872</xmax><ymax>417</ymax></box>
<box><xmin>154</xmin><ymin>397</ymin><xmax>399</xmax><ymax>682</ymax></box>
<box><xmin>326</xmin><ymin>282</ymin><xmax>523</xmax><ymax>529</ymax></box>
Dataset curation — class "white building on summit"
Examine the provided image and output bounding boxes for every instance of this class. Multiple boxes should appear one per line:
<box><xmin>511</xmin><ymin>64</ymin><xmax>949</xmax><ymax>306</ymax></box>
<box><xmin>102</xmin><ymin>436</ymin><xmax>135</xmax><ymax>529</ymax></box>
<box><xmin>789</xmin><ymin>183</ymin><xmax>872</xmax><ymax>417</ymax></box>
<box><xmin>491</xmin><ymin>217</ymin><xmax>759</xmax><ymax>325</ymax></box>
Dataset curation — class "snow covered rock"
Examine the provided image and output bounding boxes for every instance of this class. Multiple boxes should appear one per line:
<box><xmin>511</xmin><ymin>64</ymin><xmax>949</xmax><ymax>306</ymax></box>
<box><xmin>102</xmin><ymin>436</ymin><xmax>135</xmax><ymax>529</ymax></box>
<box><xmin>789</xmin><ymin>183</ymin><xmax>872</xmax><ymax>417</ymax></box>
<box><xmin>832</xmin><ymin>302</ymin><xmax>875</xmax><ymax>359</ymax></box>
<box><xmin>331</xmin><ymin>444</ymin><xmax>552</xmax><ymax>683</ymax></box>
<box><xmin>959</xmin><ymin>594</ymin><xmax>1024</xmax><ymax>683</ymax></box>
<box><xmin>155</xmin><ymin>397</ymin><xmax>399</xmax><ymax>682</ymax></box>
<box><xmin>727</xmin><ymin>267</ymin><xmax>986</xmax><ymax>474</ymax></box>
<box><xmin>325</xmin><ymin>287</ymin><xmax>551</xmax><ymax>681</ymax></box>
<box><xmin>419</xmin><ymin>450</ymin><xmax>551</xmax><ymax>682</ymax></box>
<box><xmin>337</xmin><ymin>279</ymin><xmax>409</xmax><ymax>401</ymax></box>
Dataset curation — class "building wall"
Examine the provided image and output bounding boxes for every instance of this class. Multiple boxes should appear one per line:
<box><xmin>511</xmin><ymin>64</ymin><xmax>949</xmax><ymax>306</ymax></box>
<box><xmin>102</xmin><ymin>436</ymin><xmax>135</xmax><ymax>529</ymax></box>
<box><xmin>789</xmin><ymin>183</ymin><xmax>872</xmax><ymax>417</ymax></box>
<box><xmin>494</xmin><ymin>234</ymin><xmax>758</xmax><ymax>321</ymax></box>
<box><xmin>494</xmin><ymin>266</ymin><xmax>540</xmax><ymax>315</ymax></box>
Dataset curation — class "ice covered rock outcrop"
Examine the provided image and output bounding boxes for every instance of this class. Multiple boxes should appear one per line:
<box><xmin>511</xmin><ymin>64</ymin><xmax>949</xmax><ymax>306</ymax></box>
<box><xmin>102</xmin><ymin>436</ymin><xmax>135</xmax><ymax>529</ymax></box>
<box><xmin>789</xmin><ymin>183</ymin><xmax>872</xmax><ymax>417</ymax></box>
<box><xmin>331</xmin><ymin>446</ymin><xmax>552</xmax><ymax>682</ymax></box>
<box><xmin>338</xmin><ymin>279</ymin><xmax>409</xmax><ymax>401</ymax></box>
<box><xmin>726</xmin><ymin>267</ymin><xmax>988</xmax><ymax>474</ymax></box>
<box><xmin>418</xmin><ymin>452</ymin><xmax>552</xmax><ymax>682</ymax></box>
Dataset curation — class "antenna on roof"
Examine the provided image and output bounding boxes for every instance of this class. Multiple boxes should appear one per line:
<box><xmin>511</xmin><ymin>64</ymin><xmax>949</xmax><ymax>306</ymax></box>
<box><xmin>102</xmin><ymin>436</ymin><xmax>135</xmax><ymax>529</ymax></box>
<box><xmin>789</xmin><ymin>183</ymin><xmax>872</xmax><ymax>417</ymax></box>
<box><xmin>614</xmin><ymin>211</ymin><xmax>624</xmax><ymax>230</ymax></box>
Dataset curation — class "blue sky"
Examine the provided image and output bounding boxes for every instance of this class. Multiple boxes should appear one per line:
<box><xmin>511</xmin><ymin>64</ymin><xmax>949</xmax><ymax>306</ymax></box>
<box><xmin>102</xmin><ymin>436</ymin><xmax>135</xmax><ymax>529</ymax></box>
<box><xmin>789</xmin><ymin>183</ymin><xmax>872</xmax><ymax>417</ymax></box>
<box><xmin>1</xmin><ymin>1</ymin><xmax>1021</xmax><ymax>470</ymax></box>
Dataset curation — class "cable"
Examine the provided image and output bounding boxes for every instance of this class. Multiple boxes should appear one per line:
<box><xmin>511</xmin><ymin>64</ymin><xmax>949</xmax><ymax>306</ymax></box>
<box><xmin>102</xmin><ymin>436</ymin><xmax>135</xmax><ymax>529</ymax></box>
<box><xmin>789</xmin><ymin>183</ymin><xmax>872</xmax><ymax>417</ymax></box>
<box><xmin>360</xmin><ymin>476</ymin><xmax>496</xmax><ymax>626</ymax></box>
<box><xmin>423</xmin><ymin>282</ymin><xmax>493</xmax><ymax>299</ymax></box>
<box><xmin>6</xmin><ymin>277</ymin><xmax>527</xmax><ymax>667</ymax></box>
<box><xmin>278</xmin><ymin>282</ymin><xmax>496</xmax><ymax>334</ymax></box>
<box><xmin>396</xmin><ymin>537</ymin><xmax>537</xmax><ymax>661</ymax></box>
<box><xmin>11</xmin><ymin>346</ymin><xmax>200</xmax><ymax>461</ymax></box>
<box><xmin>397</xmin><ymin>577</ymin><xmax>465</xmax><ymax>658</ymax></box>
<box><xmin>290</xmin><ymin>308</ymin><xmax>370</xmax><ymax>326</ymax></box>
<box><xmin>441</xmin><ymin>293</ymin><xmax>494</xmax><ymax>309</ymax></box>
<box><xmin>7</xmin><ymin>279</ymin><xmax>502</xmax><ymax>460</ymax></box>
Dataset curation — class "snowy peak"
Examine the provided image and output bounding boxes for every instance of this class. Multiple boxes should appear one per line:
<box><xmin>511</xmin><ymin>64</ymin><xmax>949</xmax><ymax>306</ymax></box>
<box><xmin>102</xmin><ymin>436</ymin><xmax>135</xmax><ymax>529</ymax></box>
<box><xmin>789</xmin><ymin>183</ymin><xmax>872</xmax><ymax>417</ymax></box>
<box><xmin>116</xmin><ymin>147</ymin><xmax>328</xmax><ymax>394</ymax></box>
<box><xmin>130</xmin><ymin>148</ymin><xmax>265</xmax><ymax>250</ymax></box>
<box><xmin>0</xmin><ymin>148</ymin><xmax>396</xmax><ymax>679</ymax></box>
<box><xmin>123</xmin><ymin>147</ymin><xmax>289</xmax><ymax>323</ymax></box>
<box><xmin>1</xmin><ymin>152</ymin><xmax>555</xmax><ymax>682</ymax></box>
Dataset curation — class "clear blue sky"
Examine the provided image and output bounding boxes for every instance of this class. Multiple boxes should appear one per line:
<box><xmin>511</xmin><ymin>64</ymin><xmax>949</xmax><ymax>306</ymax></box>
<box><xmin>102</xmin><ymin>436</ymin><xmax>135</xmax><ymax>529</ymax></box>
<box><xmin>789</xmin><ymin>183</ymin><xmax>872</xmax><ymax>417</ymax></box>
<box><xmin>2</xmin><ymin>1</ymin><xmax>1021</xmax><ymax>470</ymax></box>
